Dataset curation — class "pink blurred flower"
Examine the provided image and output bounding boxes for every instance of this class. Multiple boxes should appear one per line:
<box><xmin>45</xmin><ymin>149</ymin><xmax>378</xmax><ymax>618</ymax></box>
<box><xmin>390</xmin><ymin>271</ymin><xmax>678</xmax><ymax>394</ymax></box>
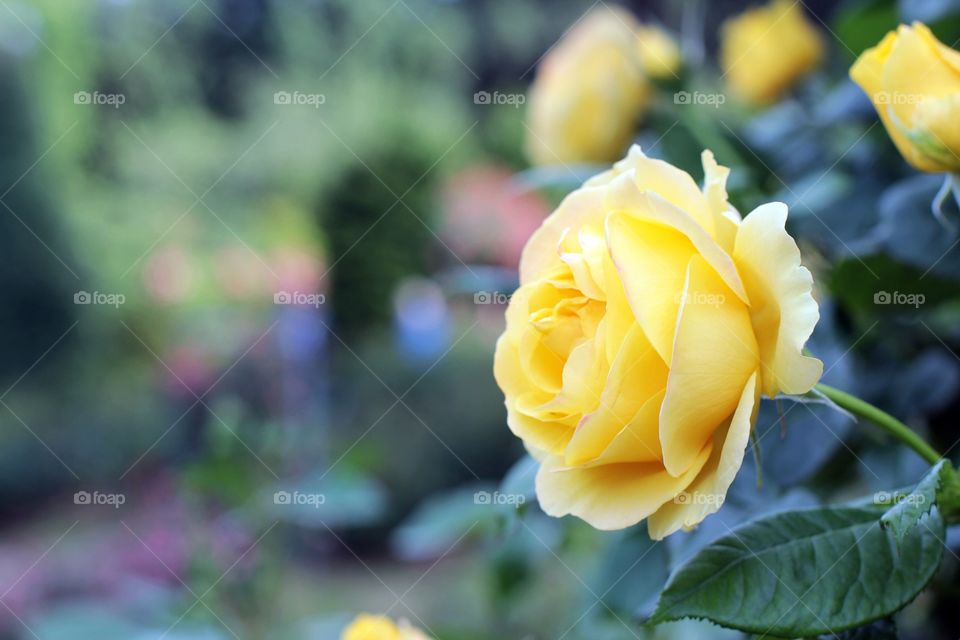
<box><xmin>440</xmin><ymin>165</ymin><xmax>549</xmax><ymax>268</ymax></box>
<box><xmin>143</xmin><ymin>246</ymin><xmax>195</xmax><ymax>304</ymax></box>
<box><xmin>271</xmin><ymin>247</ymin><xmax>326</xmax><ymax>297</ymax></box>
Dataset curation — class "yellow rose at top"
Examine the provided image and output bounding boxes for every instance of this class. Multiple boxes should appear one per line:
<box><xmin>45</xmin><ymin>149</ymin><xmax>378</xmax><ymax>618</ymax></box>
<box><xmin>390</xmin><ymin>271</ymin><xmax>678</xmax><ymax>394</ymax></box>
<box><xmin>494</xmin><ymin>146</ymin><xmax>822</xmax><ymax>539</ymax></box>
<box><xmin>851</xmin><ymin>22</ymin><xmax>960</xmax><ymax>173</ymax></box>
<box><xmin>342</xmin><ymin>615</ymin><xmax>431</xmax><ymax>640</ymax></box>
<box><xmin>525</xmin><ymin>7</ymin><xmax>650</xmax><ymax>165</ymax></box>
<box><xmin>636</xmin><ymin>24</ymin><xmax>681</xmax><ymax>80</ymax></box>
<box><xmin>721</xmin><ymin>0</ymin><xmax>824</xmax><ymax>105</ymax></box>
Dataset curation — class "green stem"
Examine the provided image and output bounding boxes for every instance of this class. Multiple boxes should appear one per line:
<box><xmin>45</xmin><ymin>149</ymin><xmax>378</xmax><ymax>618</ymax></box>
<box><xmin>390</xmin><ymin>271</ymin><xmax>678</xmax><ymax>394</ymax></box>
<box><xmin>814</xmin><ymin>383</ymin><xmax>943</xmax><ymax>466</ymax></box>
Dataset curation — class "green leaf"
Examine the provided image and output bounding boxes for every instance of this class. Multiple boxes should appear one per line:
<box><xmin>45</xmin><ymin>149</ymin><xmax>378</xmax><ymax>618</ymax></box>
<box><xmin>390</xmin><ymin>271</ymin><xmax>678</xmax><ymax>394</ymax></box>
<box><xmin>650</xmin><ymin>505</ymin><xmax>945</xmax><ymax>636</ymax></box>
<box><xmin>880</xmin><ymin>460</ymin><xmax>949</xmax><ymax>546</ymax></box>
<box><xmin>390</xmin><ymin>485</ymin><xmax>496</xmax><ymax>561</ymax></box>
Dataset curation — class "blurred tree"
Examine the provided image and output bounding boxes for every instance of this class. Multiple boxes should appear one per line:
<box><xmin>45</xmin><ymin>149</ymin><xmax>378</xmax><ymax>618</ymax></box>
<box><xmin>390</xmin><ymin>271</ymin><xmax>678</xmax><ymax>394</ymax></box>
<box><xmin>321</xmin><ymin>142</ymin><xmax>437</xmax><ymax>338</ymax></box>
<box><xmin>0</xmin><ymin>52</ymin><xmax>77</xmax><ymax>384</ymax></box>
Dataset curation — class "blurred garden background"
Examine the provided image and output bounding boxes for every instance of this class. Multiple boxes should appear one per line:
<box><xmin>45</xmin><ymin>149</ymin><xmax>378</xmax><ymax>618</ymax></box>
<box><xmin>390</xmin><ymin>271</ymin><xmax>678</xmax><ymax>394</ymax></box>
<box><xmin>2</xmin><ymin>0</ymin><xmax>960</xmax><ymax>638</ymax></box>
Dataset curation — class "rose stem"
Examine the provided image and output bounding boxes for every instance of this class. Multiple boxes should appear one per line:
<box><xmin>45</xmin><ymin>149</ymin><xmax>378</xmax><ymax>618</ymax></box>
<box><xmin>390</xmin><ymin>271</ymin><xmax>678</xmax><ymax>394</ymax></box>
<box><xmin>814</xmin><ymin>383</ymin><xmax>943</xmax><ymax>466</ymax></box>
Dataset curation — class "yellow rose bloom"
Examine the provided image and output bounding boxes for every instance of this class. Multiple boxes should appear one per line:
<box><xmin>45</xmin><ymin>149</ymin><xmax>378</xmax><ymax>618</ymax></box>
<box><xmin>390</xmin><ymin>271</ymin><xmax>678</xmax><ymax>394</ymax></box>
<box><xmin>342</xmin><ymin>615</ymin><xmax>431</xmax><ymax>640</ymax></box>
<box><xmin>493</xmin><ymin>146</ymin><xmax>822</xmax><ymax>539</ymax></box>
<box><xmin>637</xmin><ymin>24</ymin><xmax>681</xmax><ymax>79</ymax></box>
<box><xmin>720</xmin><ymin>0</ymin><xmax>824</xmax><ymax>105</ymax></box>
<box><xmin>525</xmin><ymin>7</ymin><xmax>650</xmax><ymax>166</ymax></box>
<box><xmin>850</xmin><ymin>22</ymin><xmax>960</xmax><ymax>173</ymax></box>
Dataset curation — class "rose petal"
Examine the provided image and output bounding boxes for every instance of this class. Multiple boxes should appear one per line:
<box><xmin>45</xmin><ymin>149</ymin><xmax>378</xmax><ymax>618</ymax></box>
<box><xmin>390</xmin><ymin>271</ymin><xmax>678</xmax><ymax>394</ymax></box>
<box><xmin>659</xmin><ymin>254</ymin><xmax>758</xmax><ymax>477</ymax></box>
<box><xmin>648</xmin><ymin>371</ymin><xmax>759</xmax><ymax>539</ymax></box>
<box><xmin>732</xmin><ymin>202</ymin><xmax>822</xmax><ymax>396</ymax></box>
<box><xmin>536</xmin><ymin>441</ymin><xmax>711</xmax><ymax>531</ymax></box>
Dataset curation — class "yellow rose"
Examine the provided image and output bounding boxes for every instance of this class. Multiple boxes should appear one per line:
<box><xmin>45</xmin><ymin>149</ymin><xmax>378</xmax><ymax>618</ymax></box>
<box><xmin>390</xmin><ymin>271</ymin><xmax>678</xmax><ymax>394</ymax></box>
<box><xmin>850</xmin><ymin>22</ymin><xmax>960</xmax><ymax>173</ymax></box>
<box><xmin>637</xmin><ymin>24</ymin><xmax>681</xmax><ymax>79</ymax></box>
<box><xmin>493</xmin><ymin>146</ymin><xmax>822</xmax><ymax>539</ymax></box>
<box><xmin>341</xmin><ymin>615</ymin><xmax>431</xmax><ymax>640</ymax></box>
<box><xmin>720</xmin><ymin>0</ymin><xmax>824</xmax><ymax>105</ymax></box>
<box><xmin>526</xmin><ymin>7</ymin><xmax>650</xmax><ymax>166</ymax></box>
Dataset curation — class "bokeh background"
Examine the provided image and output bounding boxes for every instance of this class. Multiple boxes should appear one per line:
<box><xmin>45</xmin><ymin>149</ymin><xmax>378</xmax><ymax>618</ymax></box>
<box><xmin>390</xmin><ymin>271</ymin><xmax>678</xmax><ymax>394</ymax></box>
<box><xmin>2</xmin><ymin>0</ymin><xmax>960</xmax><ymax>638</ymax></box>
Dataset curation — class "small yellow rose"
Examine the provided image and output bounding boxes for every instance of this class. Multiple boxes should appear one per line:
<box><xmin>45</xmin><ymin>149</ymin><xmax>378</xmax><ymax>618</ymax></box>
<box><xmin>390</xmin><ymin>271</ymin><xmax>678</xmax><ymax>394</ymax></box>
<box><xmin>720</xmin><ymin>0</ymin><xmax>824</xmax><ymax>105</ymax></box>
<box><xmin>637</xmin><ymin>24</ymin><xmax>681</xmax><ymax>79</ymax></box>
<box><xmin>850</xmin><ymin>22</ymin><xmax>960</xmax><ymax>173</ymax></box>
<box><xmin>525</xmin><ymin>7</ymin><xmax>650</xmax><ymax>166</ymax></box>
<box><xmin>342</xmin><ymin>615</ymin><xmax>431</xmax><ymax>640</ymax></box>
<box><xmin>494</xmin><ymin>146</ymin><xmax>822</xmax><ymax>539</ymax></box>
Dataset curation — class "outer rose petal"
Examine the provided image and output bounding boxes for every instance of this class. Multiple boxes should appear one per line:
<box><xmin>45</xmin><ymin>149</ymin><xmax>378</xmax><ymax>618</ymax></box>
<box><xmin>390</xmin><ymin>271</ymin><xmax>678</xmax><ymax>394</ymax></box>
<box><xmin>495</xmin><ymin>336</ymin><xmax>573</xmax><ymax>456</ymax></box>
<box><xmin>648</xmin><ymin>371</ymin><xmax>759</xmax><ymax>539</ymax></box>
<box><xmin>495</xmin><ymin>287</ymin><xmax>575</xmax><ymax>455</ymax></box>
<box><xmin>587</xmin><ymin>145</ymin><xmax>715</xmax><ymax>235</ymax></box>
<box><xmin>536</xmin><ymin>441</ymin><xmax>711</xmax><ymax>531</ymax></box>
<box><xmin>701</xmin><ymin>150</ymin><xmax>740</xmax><ymax>253</ymax></box>
<box><xmin>733</xmin><ymin>202</ymin><xmax>822</xmax><ymax>396</ymax></box>
<box><xmin>520</xmin><ymin>186</ymin><xmax>607</xmax><ymax>284</ymax></box>
<box><xmin>659</xmin><ymin>254</ymin><xmax>758</xmax><ymax>477</ymax></box>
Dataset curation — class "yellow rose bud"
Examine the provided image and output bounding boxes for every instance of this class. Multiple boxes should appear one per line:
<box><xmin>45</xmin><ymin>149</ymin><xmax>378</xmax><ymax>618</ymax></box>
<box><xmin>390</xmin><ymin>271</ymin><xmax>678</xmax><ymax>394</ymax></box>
<box><xmin>342</xmin><ymin>615</ymin><xmax>432</xmax><ymax>640</ymax></box>
<box><xmin>850</xmin><ymin>22</ymin><xmax>960</xmax><ymax>173</ymax></box>
<box><xmin>720</xmin><ymin>0</ymin><xmax>824</xmax><ymax>105</ymax></box>
<box><xmin>525</xmin><ymin>7</ymin><xmax>650</xmax><ymax>166</ymax></box>
<box><xmin>494</xmin><ymin>146</ymin><xmax>822</xmax><ymax>539</ymax></box>
<box><xmin>637</xmin><ymin>24</ymin><xmax>681</xmax><ymax>79</ymax></box>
